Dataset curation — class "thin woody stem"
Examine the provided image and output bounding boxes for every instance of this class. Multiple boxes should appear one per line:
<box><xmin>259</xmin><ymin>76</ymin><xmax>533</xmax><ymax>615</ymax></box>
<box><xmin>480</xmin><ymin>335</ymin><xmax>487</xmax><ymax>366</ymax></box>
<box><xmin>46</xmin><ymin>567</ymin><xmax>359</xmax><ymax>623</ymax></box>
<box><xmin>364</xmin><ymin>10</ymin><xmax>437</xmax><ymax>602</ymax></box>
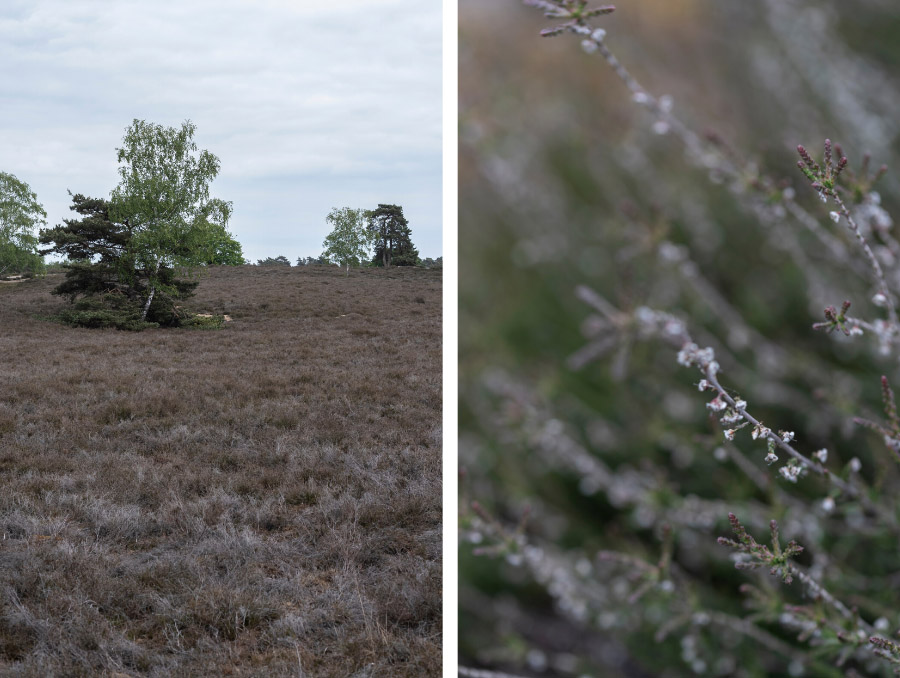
<box><xmin>591</xmin><ymin>41</ymin><xmax>730</xmax><ymax>176</ymax></box>
<box><xmin>832</xmin><ymin>192</ymin><xmax>899</xmax><ymax>327</ymax></box>
<box><xmin>792</xmin><ymin>568</ymin><xmax>874</xmax><ymax>634</ymax></box>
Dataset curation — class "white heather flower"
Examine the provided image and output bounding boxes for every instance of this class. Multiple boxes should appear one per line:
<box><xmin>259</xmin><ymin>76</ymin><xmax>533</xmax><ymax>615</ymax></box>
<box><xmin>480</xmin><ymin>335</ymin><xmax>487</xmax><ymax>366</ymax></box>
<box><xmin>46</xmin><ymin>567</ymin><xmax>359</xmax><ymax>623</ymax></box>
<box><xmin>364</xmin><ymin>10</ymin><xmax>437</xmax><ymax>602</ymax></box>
<box><xmin>706</xmin><ymin>396</ymin><xmax>727</xmax><ymax>412</ymax></box>
<box><xmin>871</xmin><ymin>191</ymin><xmax>882</xmax><ymax>206</ymax></box>
<box><xmin>781</xmin><ymin>431</ymin><xmax>795</xmax><ymax>443</ymax></box>
<box><xmin>658</xmin><ymin>95</ymin><xmax>673</xmax><ymax>113</ymax></box>
<box><xmin>581</xmin><ymin>39</ymin><xmax>598</xmax><ymax>54</ymax></box>
<box><xmin>821</xmin><ymin>496</ymin><xmax>835</xmax><ymax>513</ymax></box>
<box><xmin>873</xmin><ymin>293</ymin><xmax>887</xmax><ymax>307</ymax></box>
<box><xmin>697</xmin><ymin>379</ymin><xmax>709</xmax><ymax>392</ymax></box>
<box><xmin>765</xmin><ymin>452</ymin><xmax>778</xmax><ymax>465</ymax></box>
<box><xmin>707</xmin><ymin>360</ymin><xmax>720</xmax><ymax>376</ymax></box>
<box><xmin>829</xmin><ymin>211</ymin><xmax>840</xmax><ymax>223</ymax></box>
<box><xmin>506</xmin><ymin>553</ymin><xmax>523</xmax><ymax>566</ymax></box>
<box><xmin>591</xmin><ymin>28</ymin><xmax>607</xmax><ymax>42</ymax></box>
<box><xmin>658</xmin><ymin>241</ymin><xmax>685</xmax><ymax>262</ymax></box>
<box><xmin>779</xmin><ymin>465</ymin><xmax>799</xmax><ymax>483</ymax></box>
<box><xmin>664</xmin><ymin>319</ymin><xmax>685</xmax><ymax>337</ymax></box>
<box><xmin>814</xmin><ymin>448</ymin><xmax>828</xmax><ymax>463</ymax></box>
<box><xmin>697</xmin><ymin>347</ymin><xmax>715</xmax><ymax>364</ymax></box>
<box><xmin>652</xmin><ymin>120</ymin><xmax>670</xmax><ymax>135</ymax></box>
<box><xmin>724</xmin><ymin>429</ymin><xmax>736</xmax><ymax>441</ymax></box>
<box><xmin>849</xmin><ymin>457</ymin><xmax>862</xmax><ymax>473</ymax></box>
<box><xmin>782</xmin><ymin>187</ymin><xmax>796</xmax><ymax>201</ymax></box>
<box><xmin>817</xmin><ymin>191</ymin><xmax>827</xmax><ymax>204</ymax></box>
<box><xmin>752</xmin><ymin>423</ymin><xmax>770</xmax><ymax>440</ymax></box>
<box><xmin>677</xmin><ymin>342</ymin><xmax>698</xmax><ymax>367</ymax></box>
<box><xmin>875</xmin><ymin>617</ymin><xmax>890</xmax><ymax>632</ymax></box>
<box><xmin>848</xmin><ymin>325</ymin><xmax>864</xmax><ymax>336</ymax></box>
<box><xmin>632</xmin><ymin>91</ymin><xmax>650</xmax><ymax>105</ymax></box>
<box><xmin>733</xmin><ymin>398</ymin><xmax>747</xmax><ymax>410</ymax></box>
<box><xmin>720</xmin><ymin>411</ymin><xmax>742</xmax><ymax>425</ymax></box>
<box><xmin>634</xmin><ymin>306</ymin><xmax>656</xmax><ymax>325</ymax></box>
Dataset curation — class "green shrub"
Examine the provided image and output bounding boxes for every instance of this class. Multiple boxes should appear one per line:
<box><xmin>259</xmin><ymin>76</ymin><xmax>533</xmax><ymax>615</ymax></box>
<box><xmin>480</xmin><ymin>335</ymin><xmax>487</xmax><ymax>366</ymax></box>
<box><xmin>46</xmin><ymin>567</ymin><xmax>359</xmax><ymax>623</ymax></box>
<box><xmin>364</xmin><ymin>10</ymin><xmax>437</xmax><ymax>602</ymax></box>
<box><xmin>56</xmin><ymin>294</ymin><xmax>158</xmax><ymax>331</ymax></box>
<box><xmin>180</xmin><ymin>313</ymin><xmax>225</xmax><ymax>330</ymax></box>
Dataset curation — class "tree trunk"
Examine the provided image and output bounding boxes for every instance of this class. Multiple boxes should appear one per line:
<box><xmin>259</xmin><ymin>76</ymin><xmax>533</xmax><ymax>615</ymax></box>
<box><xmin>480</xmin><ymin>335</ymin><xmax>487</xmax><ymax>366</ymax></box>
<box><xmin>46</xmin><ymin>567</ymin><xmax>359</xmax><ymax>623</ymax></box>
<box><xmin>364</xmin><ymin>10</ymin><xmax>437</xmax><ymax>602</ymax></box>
<box><xmin>140</xmin><ymin>258</ymin><xmax>162</xmax><ymax>321</ymax></box>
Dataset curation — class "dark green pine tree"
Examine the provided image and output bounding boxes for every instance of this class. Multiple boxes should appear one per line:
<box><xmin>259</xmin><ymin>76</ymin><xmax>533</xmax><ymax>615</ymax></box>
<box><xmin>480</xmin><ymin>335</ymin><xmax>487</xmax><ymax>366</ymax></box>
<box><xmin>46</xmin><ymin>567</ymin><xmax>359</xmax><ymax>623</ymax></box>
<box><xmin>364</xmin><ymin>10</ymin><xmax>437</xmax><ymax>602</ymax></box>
<box><xmin>38</xmin><ymin>193</ymin><xmax>132</xmax><ymax>299</ymax></box>
<box><xmin>368</xmin><ymin>204</ymin><xmax>420</xmax><ymax>267</ymax></box>
<box><xmin>38</xmin><ymin>192</ymin><xmax>198</xmax><ymax>328</ymax></box>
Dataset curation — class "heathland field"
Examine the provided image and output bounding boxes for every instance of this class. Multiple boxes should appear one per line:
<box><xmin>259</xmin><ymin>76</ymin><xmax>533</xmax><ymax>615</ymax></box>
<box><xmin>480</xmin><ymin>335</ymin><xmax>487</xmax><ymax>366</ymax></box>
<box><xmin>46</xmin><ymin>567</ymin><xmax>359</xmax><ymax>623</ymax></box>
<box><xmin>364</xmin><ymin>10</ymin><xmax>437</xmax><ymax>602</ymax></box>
<box><xmin>0</xmin><ymin>265</ymin><xmax>442</xmax><ymax>676</ymax></box>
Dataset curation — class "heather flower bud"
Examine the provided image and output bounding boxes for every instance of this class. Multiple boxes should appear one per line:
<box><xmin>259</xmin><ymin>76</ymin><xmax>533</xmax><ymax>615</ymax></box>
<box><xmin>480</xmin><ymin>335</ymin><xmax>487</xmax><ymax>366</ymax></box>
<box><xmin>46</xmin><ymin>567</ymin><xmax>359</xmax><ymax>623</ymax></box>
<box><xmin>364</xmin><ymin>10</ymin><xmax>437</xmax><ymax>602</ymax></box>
<box><xmin>751</xmin><ymin>423</ymin><xmax>770</xmax><ymax>440</ymax></box>
<box><xmin>779</xmin><ymin>465</ymin><xmax>800</xmax><ymax>483</ymax></box>
<box><xmin>581</xmin><ymin>39</ymin><xmax>598</xmax><ymax>54</ymax></box>
<box><xmin>873</xmin><ymin>293</ymin><xmax>887</xmax><ymax>307</ymax></box>
<box><xmin>591</xmin><ymin>28</ymin><xmax>607</xmax><ymax>42</ymax></box>
<box><xmin>707</xmin><ymin>396</ymin><xmax>727</xmax><ymax>412</ymax></box>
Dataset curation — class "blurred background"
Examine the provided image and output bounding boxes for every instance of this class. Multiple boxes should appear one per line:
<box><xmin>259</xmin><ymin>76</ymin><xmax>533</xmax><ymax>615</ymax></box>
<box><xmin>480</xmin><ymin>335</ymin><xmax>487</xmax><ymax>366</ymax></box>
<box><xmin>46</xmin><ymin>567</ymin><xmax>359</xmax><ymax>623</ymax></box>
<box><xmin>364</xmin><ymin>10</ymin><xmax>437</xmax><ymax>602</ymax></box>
<box><xmin>459</xmin><ymin>0</ymin><xmax>900</xmax><ymax>676</ymax></box>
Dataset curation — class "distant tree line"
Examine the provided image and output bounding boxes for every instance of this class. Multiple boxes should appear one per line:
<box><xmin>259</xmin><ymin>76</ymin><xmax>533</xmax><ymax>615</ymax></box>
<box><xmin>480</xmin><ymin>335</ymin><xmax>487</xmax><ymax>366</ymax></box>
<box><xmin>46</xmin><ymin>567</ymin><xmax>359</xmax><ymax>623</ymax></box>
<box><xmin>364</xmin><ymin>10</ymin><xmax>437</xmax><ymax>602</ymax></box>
<box><xmin>254</xmin><ymin>203</ymin><xmax>436</xmax><ymax>276</ymax></box>
<box><xmin>1</xmin><ymin>126</ymin><xmax>439</xmax><ymax>330</ymax></box>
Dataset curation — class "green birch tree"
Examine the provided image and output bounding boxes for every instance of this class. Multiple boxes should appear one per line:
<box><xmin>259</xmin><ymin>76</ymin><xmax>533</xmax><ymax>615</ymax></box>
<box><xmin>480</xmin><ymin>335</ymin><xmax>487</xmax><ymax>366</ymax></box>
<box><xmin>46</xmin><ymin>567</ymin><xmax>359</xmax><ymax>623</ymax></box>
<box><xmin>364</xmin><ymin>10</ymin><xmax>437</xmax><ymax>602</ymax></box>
<box><xmin>0</xmin><ymin>172</ymin><xmax>46</xmax><ymax>276</ymax></box>
<box><xmin>322</xmin><ymin>207</ymin><xmax>371</xmax><ymax>275</ymax></box>
<box><xmin>110</xmin><ymin>119</ymin><xmax>232</xmax><ymax>320</ymax></box>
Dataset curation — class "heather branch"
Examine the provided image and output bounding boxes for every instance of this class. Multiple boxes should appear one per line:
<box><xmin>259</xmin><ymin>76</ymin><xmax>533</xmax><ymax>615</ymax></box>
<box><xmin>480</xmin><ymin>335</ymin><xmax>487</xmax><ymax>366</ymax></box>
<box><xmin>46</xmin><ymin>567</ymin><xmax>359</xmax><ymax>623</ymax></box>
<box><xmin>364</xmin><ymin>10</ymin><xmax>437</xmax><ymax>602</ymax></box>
<box><xmin>853</xmin><ymin>375</ymin><xmax>900</xmax><ymax>464</ymax></box>
<box><xmin>797</xmin><ymin>140</ymin><xmax>899</xmax><ymax>328</ymax></box>
<box><xmin>833</xmin><ymin>191</ymin><xmax>898</xmax><ymax>327</ymax></box>
<box><xmin>524</xmin><ymin>2</ymin><xmax>895</xmax><ymax>337</ymax></box>
<box><xmin>700</xmin><ymin>363</ymin><xmax>876</xmax><ymax>508</ymax></box>
<box><xmin>719</xmin><ymin>514</ymin><xmax>875</xmax><ymax>636</ymax></box>
<box><xmin>705</xmin><ymin>611</ymin><xmax>808</xmax><ymax>665</ymax></box>
<box><xmin>574</xmin><ymin>290</ymin><xmax>879</xmax><ymax>510</ymax></box>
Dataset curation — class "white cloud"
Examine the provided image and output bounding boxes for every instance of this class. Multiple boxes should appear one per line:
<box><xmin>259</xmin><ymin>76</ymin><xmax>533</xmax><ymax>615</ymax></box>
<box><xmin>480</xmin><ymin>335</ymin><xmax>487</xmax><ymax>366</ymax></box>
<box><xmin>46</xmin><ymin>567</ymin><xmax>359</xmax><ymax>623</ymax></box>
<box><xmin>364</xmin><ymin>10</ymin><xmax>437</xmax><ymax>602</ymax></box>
<box><xmin>0</xmin><ymin>0</ymin><xmax>442</xmax><ymax>261</ymax></box>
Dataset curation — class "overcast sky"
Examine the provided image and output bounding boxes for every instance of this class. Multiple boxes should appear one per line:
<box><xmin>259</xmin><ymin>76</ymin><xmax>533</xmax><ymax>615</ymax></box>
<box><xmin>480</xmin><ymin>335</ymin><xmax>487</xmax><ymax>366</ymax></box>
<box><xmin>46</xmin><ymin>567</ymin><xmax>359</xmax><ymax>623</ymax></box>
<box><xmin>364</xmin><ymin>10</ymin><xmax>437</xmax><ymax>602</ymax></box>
<box><xmin>0</xmin><ymin>0</ymin><xmax>442</xmax><ymax>262</ymax></box>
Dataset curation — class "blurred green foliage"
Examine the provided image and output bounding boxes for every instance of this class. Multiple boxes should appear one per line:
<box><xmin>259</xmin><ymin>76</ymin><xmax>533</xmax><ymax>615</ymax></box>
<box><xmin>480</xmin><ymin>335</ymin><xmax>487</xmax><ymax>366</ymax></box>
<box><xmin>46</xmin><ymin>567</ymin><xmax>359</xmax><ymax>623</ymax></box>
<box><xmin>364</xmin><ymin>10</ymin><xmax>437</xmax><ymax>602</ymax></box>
<box><xmin>459</xmin><ymin>1</ymin><xmax>900</xmax><ymax>676</ymax></box>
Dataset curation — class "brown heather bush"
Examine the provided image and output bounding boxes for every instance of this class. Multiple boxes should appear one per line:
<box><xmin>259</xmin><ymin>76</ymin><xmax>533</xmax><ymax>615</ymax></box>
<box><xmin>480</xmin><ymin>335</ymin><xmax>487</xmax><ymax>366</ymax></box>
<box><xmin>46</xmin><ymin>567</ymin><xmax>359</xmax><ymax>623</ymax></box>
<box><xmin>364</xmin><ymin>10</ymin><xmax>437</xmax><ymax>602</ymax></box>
<box><xmin>0</xmin><ymin>263</ymin><xmax>441</xmax><ymax>677</ymax></box>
